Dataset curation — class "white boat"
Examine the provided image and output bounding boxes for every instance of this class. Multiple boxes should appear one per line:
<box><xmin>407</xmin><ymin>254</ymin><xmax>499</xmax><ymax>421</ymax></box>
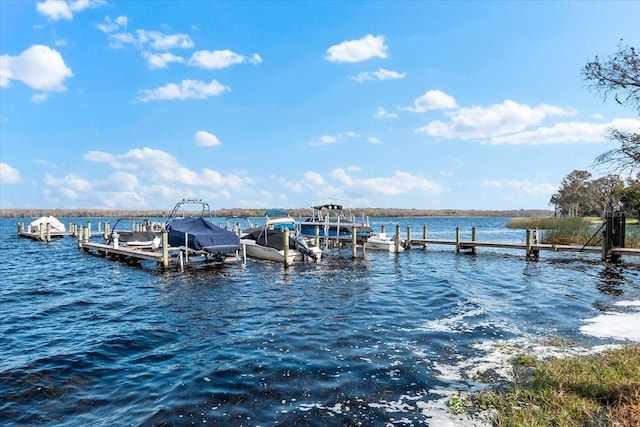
<box><xmin>28</xmin><ymin>216</ymin><xmax>66</xmax><ymax>233</ymax></box>
<box><xmin>366</xmin><ymin>232</ymin><xmax>407</xmax><ymax>252</ymax></box>
<box><xmin>240</xmin><ymin>210</ymin><xmax>322</xmax><ymax>263</ymax></box>
<box><xmin>107</xmin><ymin>218</ymin><xmax>163</xmax><ymax>249</ymax></box>
<box><xmin>299</xmin><ymin>200</ymin><xmax>372</xmax><ymax>244</ymax></box>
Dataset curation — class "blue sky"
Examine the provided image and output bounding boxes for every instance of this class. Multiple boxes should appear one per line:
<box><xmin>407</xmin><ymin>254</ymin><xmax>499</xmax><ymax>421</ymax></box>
<box><xmin>1</xmin><ymin>1</ymin><xmax>639</xmax><ymax>211</ymax></box>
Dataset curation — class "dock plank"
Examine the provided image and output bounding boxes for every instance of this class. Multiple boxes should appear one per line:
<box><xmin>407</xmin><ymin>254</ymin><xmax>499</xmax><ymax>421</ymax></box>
<box><xmin>81</xmin><ymin>242</ymin><xmax>164</xmax><ymax>262</ymax></box>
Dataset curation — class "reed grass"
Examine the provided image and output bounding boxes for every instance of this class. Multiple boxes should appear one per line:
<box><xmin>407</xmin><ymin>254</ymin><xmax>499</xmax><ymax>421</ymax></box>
<box><xmin>473</xmin><ymin>345</ymin><xmax>640</xmax><ymax>426</ymax></box>
<box><xmin>507</xmin><ymin>217</ymin><xmax>598</xmax><ymax>245</ymax></box>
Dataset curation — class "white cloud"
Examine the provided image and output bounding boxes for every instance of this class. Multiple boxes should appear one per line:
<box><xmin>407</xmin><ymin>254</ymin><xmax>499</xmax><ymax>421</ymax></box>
<box><xmin>97</xmin><ymin>15</ymin><xmax>128</xmax><ymax>33</ymax></box>
<box><xmin>351</xmin><ymin>68</ymin><xmax>406</xmax><ymax>82</ymax></box>
<box><xmin>30</xmin><ymin>93</ymin><xmax>49</xmax><ymax>103</ymax></box>
<box><xmin>104</xmin><ymin>172</ymin><xmax>139</xmax><ymax>192</ymax></box>
<box><xmin>82</xmin><ymin>147</ymin><xmax>252</xmax><ymax>190</ymax></box>
<box><xmin>308</xmin><ymin>135</ymin><xmax>338</xmax><ymax>146</ymax></box>
<box><xmin>143</xmin><ymin>52</ymin><xmax>184</xmax><ymax>69</ymax></box>
<box><xmin>36</xmin><ymin>0</ymin><xmax>106</xmax><ymax>21</ymax></box>
<box><xmin>482</xmin><ymin>180</ymin><xmax>556</xmax><ymax>196</ymax></box>
<box><xmin>1</xmin><ymin>45</ymin><xmax>73</xmax><ymax>91</ymax></box>
<box><xmin>43</xmin><ymin>172</ymin><xmax>92</xmax><ymax>200</ymax></box>
<box><xmin>137</xmin><ymin>30</ymin><xmax>194</xmax><ymax>50</ymax></box>
<box><xmin>329</xmin><ymin>168</ymin><xmax>444</xmax><ymax>197</ymax></box>
<box><xmin>401</xmin><ymin>90</ymin><xmax>457</xmax><ymax>113</ymax></box>
<box><xmin>83</xmin><ymin>151</ymin><xmax>115</xmax><ymax>162</ymax></box>
<box><xmin>375</xmin><ymin>107</ymin><xmax>397</xmax><ymax>119</ymax></box>
<box><xmin>368</xmin><ymin>137</ymin><xmax>382</xmax><ymax>144</ymax></box>
<box><xmin>0</xmin><ymin>163</ymin><xmax>21</xmax><ymax>184</ymax></box>
<box><xmin>189</xmin><ymin>50</ymin><xmax>262</xmax><ymax>69</ymax></box>
<box><xmin>308</xmin><ymin>132</ymin><xmax>361</xmax><ymax>146</ymax></box>
<box><xmin>487</xmin><ymin>117</ymin><xmax>640</xmax><ymax>145</ymax></box>
<box><xmin>326</xmin><ymin>34</ymin><xmax>388</xmax><ymax>63</ymax></box>
<box><xmin>104</xmin><ymin>28</ymin><xmax>193</xmax><ymax>51</ymax></box>
<box><xmin>136</xmin><ymin>79</ymin><xmax>229</xmax><ymax>102</ymax></box>
<box><xmin>304</xmin><ymin>171</ymin><xmax>324</xmax><ymax>186</ymax></box>
<box><xmin>194</xmin><ymin>131</ymin><xmax>222</xmax><ymax>147</ymax></box>
<box><xmin>415</xmin><ymin>99</ymin><xmax>577</xmax><ymax>140</ymax></box>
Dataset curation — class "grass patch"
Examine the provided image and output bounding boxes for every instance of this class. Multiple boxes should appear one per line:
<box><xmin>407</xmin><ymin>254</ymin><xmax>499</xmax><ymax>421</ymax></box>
<box><xmin>473</xmin><ymin>345</ymin><xmax>640</xmax><ymax>426</ymax></box>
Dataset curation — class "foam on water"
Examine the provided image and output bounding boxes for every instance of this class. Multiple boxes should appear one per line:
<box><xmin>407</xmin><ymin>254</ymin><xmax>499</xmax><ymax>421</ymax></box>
<box><xmin>581</xmin><ymin>300</ymin><xmax>640</xmax><ymax>342</ymax></box>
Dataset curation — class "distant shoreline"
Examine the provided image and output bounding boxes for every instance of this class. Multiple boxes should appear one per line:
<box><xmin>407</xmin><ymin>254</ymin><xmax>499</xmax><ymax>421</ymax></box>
<box><xmin>0</xmin><ymin>208</ymin><xmax>554</xmax><ymax>219</ymax></box>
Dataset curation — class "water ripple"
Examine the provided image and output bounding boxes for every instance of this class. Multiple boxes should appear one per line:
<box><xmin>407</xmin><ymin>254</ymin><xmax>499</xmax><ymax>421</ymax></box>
<box><xmin>1</xmin><ymin>217</ymin><xmax>639</xmax><ymax>426</ymax></box>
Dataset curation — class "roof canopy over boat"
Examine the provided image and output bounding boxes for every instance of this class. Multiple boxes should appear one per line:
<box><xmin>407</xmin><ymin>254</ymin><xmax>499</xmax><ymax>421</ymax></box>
<box><xmin>265</xmin><ymin>209</ymin><xmax>295</xmax><ymax>230</ymax></box>
<box><xmin>312</xmin><ymin>204</ymin><xmax>343</xmax><ymax>211</ymax></box>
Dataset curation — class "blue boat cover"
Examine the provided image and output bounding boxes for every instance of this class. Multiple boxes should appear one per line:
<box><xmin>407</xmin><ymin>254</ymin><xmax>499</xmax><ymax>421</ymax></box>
<box><xmin>167</xmin><ymin>217</ymin><xmax>240</xmax><ymax>254</ymax></box>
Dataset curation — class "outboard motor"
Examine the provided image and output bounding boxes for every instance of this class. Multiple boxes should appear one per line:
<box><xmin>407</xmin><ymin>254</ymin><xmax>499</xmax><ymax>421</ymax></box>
<box><xmin>293</xmin><ymin>235</ymin><xmax>317</xmax><ymax>261</ymax></box>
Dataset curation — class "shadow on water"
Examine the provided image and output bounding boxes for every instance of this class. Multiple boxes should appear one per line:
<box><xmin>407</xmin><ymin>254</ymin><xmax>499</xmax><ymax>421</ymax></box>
<box><xmin>597</xmin><ymin>264</ymin><xmax>626</xmax><ymax>297</ymax></box>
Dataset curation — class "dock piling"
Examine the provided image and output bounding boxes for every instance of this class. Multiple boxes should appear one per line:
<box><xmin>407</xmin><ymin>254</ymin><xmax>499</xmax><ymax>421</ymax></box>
<box><xmin>351</xmin><ymin>226</ymin><xmax>357</xmax><ymax>258</ymax></box>
<box><xmin>284</xmin><ymin>228</ymin><xmax>290</xmax><ymax>268</ymax></box>
<box><xmin>471</xmin><ymin>227</ymin><xmax>476</xmax><ymax>254</ymax></box>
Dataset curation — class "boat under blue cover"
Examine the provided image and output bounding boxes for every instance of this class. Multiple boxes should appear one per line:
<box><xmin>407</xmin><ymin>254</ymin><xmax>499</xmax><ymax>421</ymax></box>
<box><xmin>167</xmin><ymin>217</ymin><xmax>240</xmax><ymax>254</ymax></box>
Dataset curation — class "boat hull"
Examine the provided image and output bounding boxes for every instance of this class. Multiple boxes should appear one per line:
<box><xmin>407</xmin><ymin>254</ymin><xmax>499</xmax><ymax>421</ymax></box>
<box><xmin>366</xmin><ymin>233</ymin><xmax>406</xmax><ymax>251</ymax></box>
<box><xmin>241</xmin><ymin>239</ymin><xmax>321</xmax><ymax>263</ymax></box>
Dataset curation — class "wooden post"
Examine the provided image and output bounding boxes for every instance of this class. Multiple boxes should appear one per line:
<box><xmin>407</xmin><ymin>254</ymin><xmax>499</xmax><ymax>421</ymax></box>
<box><xmin>104</xmin><ymin>222</ymin><xmax>110</xmax><ymax>241</ymax></box>
<box><xmin>381</xmin><ymin>224</ymin><xmax>385</xmax><ymax>234</ymax></box>
<box><xmin>423</xmin><ymin>225</ymin><xmax>427</xmax><ymax>249</ymax></box>
<box><xmin>17</xmin><ymin>221</ymin><xmax>23</xmax><ymax>235</ymax></box>
<box><xmin>284</xmin><ymin>228</ymin><xmax>290</xmax><ymax>268</ymax></box>
<box><xmin>242</xmin><ymin>243</ymin><xmax>247</xmax><ymax>264</ymax></box>
<box><xmin>39</xmin><ymin>223</ymin><xmax>44</xmax><ymax>241</ymax></box>
<box><xmin>46</xmin><ymin>222</ymin><xmax>51</xmax><ymax>242</ymax></box>
<box><xmin>78</xmin><ymin>226</ymin><xmax>84</xmax><ymax>249</ymax></box>
<box><xmin>351</xmin><ymin>226</ymin><xmax>357</xmax><ymax>258</ymax></box>
<box><xmin>455</xmin><ymin>227</ymin><xmax>460</xmax><ymax>253</ymax></box>
<box><xmin>184</xmin><ymin>233</ymin><xmax>189</xmax><ymax>264</ymax></box>
<box><xmin>601</xmin><ymin>230</ymin><xmax>607</xmax><ymax>262</ymax></box>
<box><xmin>315</xmin><ymin>225</ymin><xmax>320</xmax><ymax>249</ymax></box>
<box><xmin>406</xmin><ymin>226</ymin><xmax>411</xmax><ymax>250</ymax></box>
<box><xmin>87</xmin><ymin>221</ymin><xmax>91</xmax><ymax>238</ymax></box>
<box><xmin>161</xmin><ymin>231</ymin><xmax>169</xmax><ymax>271</ymax></box>
<box><xmin>471</xmin><ymin>226</ymin><xmax>476</xmax><ymax>254</ymax></box>
<box><xmin>526</xmin><ymin>229</ymin><xmax>532</xmax><ymax>260</ymax></box>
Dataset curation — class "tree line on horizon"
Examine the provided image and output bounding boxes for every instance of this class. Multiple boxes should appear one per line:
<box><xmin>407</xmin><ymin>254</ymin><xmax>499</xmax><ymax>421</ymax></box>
<box><xmin>0</xmin><ymin>207</ymin><xmax>553</xmax><ymax>220</ymax></box>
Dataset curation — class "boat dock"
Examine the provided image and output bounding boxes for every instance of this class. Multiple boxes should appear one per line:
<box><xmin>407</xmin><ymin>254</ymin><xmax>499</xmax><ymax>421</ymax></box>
<box><xmin>386</xmin><ymin>224</ymin><xmax>640</xmax><ymax>262</ymax></box>
<box><xmin>16</xmin><ymin>220</ymin><xmax>639</xmax><ymax>271</ymax></box>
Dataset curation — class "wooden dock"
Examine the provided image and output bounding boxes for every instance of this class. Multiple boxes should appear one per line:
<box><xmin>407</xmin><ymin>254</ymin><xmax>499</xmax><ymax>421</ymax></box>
<box><xmin>76</xmin><ymin>228</ymin><xmax>241</xmax><ymax>271</ymax></box>
<box><xmin>17</xmin><ymin>221</ymin><xmax>68</xmax><ymax>241</ymax></box>
<box><xmin>389</xmin><ymin>224</ymin><xmax>640</xmax><ymax>262</ymax></box>
<box><xmin>16</xmin><ymin>220</ymin><xmax>640</xmax><ymax>270</ymax></box>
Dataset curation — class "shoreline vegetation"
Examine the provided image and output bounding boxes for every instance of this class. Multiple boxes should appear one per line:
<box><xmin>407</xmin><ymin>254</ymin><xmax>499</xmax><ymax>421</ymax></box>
<box><xmin>507</xmin><ymin>217</ymin><xmax>640</xmax><ymax>248</ymax></box>
<box><xmin>0</xmin><ymin>208</ymin><xmax>553</xmax><ymax>219</ymax></box>
<box><xmin>471</xmin><ymin>345</ymin><xmax>640</xmax><ymax>426</ymax></box>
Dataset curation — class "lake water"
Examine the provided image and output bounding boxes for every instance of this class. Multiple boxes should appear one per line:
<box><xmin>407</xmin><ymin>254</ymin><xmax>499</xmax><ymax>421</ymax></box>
<box><xmin>1</xmin><ymin>216</ymin><xmax>639</xmax><ymax>426</ymax></box>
